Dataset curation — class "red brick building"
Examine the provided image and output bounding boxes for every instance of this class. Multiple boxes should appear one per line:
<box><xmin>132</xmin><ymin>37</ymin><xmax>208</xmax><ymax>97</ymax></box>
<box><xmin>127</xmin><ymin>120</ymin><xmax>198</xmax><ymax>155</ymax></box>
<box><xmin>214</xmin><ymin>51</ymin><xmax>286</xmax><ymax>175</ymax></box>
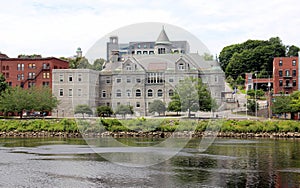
<box><xmin>272</xmin><ymin>57</ymin><xmax>298</xmax><ymax>94</ymax></box>
<box><xmin>245</xmin><ymin>56</ymin><xmax>299</xmax><ymax>94</ymax></box>
<box><xmin>0</xmin><ymin>53</ymin><xmax>69</xmax><ymax>89</ymax></box>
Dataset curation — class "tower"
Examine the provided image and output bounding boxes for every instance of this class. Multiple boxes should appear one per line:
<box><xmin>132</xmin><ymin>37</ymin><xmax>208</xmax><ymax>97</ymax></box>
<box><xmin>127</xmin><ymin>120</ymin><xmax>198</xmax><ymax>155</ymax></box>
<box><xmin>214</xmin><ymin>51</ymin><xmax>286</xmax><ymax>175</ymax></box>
<box><xmin>154</xmin><ymin>26</ymin><xmax>172</xmax><ymax>54</ymax></box>
<box><xmin>107</xmin><ymin>36</ymin><xmax>119</xmax><ymax>62</ymax></box>
<box><xmin>76</xmin><ymin>47</ymin><xmax>82</xmax><ymax>58</ymax></box>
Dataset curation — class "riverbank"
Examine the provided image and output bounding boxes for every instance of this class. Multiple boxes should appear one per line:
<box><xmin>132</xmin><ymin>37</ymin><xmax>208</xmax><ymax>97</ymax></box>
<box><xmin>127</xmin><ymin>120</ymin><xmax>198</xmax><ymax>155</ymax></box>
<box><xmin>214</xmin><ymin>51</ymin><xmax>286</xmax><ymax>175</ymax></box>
<box><xmin>0</xmin><ymin>118</ymin><xmax>300</xmax><ymax>138</ymax></box>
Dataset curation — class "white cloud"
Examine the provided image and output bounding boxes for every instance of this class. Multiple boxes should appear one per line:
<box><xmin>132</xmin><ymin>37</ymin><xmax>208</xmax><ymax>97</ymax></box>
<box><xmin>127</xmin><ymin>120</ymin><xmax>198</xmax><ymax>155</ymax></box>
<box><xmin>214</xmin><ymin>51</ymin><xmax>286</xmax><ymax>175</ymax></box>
<box><xmin>0</xmin><ymin>0</ymin><xmax>299</xmax><ymax>58</ymax></box>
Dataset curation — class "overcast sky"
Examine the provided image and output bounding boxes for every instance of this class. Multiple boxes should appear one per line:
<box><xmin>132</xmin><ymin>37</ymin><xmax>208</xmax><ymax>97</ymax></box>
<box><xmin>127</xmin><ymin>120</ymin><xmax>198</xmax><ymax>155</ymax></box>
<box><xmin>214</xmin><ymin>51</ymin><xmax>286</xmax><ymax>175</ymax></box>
<box><xmin>1</xmin><ymin>0</ymin><xmax>299</xmax><ymax>59</ymax></box>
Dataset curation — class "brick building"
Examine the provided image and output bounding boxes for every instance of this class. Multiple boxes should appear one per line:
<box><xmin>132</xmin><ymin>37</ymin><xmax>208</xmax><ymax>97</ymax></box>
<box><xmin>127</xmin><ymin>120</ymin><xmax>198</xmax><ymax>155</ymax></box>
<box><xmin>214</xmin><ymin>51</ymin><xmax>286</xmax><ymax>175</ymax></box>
<box><xmin>0</xmin><ymin>54</ymin><xmax>69</xmax><ymax>89</ymax></box>
<box><xmin>245</xmin><ymin>56</ymin><xmax>299</xmax><ymax>95</ymax></box>
<box><xmin>272</xmin><ymin>57</ymin><xmax>298</xmax><ymax>94</ymax></box>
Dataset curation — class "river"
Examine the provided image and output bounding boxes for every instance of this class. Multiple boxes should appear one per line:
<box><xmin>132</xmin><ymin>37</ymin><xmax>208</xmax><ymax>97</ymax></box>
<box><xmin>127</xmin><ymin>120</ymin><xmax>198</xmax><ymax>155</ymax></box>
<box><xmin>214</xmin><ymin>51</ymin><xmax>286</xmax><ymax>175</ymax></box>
<box><xmin>0</xmin><ymin>137</ymin><xmax>299</xmax><ymax>187</ymax></box>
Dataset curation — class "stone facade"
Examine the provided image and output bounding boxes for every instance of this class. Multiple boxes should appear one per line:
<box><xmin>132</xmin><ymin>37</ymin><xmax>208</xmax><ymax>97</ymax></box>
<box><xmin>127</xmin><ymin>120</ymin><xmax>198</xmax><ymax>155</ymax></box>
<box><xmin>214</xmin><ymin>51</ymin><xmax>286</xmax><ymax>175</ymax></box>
<box><xmin>52</xmin><ymin>69</ymin><xmax>99</xmax><ymax>117</ymax></box>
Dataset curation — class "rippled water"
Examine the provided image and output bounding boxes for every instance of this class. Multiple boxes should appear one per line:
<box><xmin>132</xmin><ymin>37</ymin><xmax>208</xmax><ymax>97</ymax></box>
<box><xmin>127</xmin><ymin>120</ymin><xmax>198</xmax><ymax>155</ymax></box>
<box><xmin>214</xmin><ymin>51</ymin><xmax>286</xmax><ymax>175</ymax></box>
<box><xmin>0</xmin><ymin>137</ymin><xmax>299</xmax><ymax>187</ymax></box>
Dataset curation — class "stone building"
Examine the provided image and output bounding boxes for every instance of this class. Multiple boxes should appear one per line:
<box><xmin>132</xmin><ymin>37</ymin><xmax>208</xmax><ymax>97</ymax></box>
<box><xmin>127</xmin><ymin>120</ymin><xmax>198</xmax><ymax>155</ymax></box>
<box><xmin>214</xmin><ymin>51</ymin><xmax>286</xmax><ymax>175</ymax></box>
<box><xmin>52</xmin><ymin>69</ymin><xmax>99</xmax><ymax>117</ymax></box>
<box><xmin>101</xmin><ymin>27</ymin><xmax>225</xmax><ymax>116</ymax></box>
<box><xmin>52</xmin><ymin>27</ymin><xmax>225</xmax><ymax>117</ymax></box>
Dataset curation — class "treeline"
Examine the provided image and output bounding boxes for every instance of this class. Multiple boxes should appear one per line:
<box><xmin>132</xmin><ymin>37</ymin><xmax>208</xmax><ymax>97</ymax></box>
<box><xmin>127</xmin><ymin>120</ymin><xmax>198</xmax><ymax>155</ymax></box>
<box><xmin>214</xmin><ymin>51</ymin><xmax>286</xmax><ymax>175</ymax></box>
<box><xmin>219</xmin><ymin>37</ymin><xmax>300</xmax><ymax>80</ymax></box>
<box><xmin>60</xmin><ymin>57</ymin><xmax>105</xmax><ymax>71</ymax></box>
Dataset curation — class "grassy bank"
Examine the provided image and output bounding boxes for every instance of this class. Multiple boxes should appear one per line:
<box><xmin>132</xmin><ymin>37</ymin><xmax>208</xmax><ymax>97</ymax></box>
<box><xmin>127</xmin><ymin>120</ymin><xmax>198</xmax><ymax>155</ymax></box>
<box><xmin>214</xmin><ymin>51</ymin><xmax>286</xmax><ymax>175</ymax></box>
<box><xmin>0</xmin><ymin>118</ymin><xmax>300</xmax><ymax>134</ymax></box>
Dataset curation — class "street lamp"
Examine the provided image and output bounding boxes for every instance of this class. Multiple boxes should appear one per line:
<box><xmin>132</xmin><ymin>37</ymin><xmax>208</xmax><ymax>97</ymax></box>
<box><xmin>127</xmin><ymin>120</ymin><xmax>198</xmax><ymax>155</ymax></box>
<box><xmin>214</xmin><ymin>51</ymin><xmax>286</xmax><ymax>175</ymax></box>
<box><xmin>254</xmin><ymin>71</ymin><xmax>258</xmax><ymax>118</ymax></box>
<box><xmin>268</xmin><ymin>78</ymin><xmax>271</xmax><ymax>120</ymax></box>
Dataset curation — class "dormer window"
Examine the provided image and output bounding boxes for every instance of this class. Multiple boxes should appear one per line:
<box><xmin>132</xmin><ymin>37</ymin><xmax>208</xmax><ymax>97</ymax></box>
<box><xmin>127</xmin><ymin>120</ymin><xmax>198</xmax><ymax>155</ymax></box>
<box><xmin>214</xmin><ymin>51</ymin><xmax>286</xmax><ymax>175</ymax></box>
<box><xmin>158</xmin><ymin>48</ymin><xmax>166</xmax><ymax>54</ymax></box>
<box><xmin>178</xmin><ymin>63</ymin><xmax>185</xmax><ymax>70</ymax></box>
<box><xmin>126</xmin><ymin>64</ymin><xmax>131</xmax><ymax>70</ymax></box>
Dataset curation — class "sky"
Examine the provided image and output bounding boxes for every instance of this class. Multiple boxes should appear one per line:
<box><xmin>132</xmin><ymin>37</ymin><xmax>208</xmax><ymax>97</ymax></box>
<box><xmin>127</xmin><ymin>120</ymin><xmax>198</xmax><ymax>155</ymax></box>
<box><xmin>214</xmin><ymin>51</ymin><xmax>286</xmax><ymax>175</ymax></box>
<box><xmin>1</xmin><ymin>0</ymin><xmax>300</xmax><ymax>60</ymax></box>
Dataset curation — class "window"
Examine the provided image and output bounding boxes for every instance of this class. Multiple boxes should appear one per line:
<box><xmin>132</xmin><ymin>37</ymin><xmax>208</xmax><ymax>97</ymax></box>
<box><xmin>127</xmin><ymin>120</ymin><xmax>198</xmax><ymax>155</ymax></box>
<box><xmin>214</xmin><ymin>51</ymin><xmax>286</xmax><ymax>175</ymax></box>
<box><xmin>147</xmin><ymin>72</ymin><xmax>164</xmax><ymax>84</ymax></box>
<box><xmin>126</xmin><ymin>78</ymin><xmax>131</xmax><ymax>83</ymax></box>
<box><xmin>28</xmin><ymin>82</ymin><xmax>35</xmax><ymax>88</ymax></box>
<box><xmin>116</xmin><ymin>89</ymin><xmax>122</xmax><ymax>97</ymax></box>
<box><xmin>42</xmin><ymin>82</ymin><xmax>49</xmax><ymax>87</ymax></box>
<box><xmin>78</xmin><ymin>89</ymin><xmax>82</xmax><ymax>96</ymax></box>
<box><xmin>279</xmin><ymin>80</ymin><xmax>283</xmax><ymax>87</ymax></box>
<box><xmin>279</xmin><ymin>60</ymin><xmax>283</xmax><ymax>66</ymax></box>
<box><xmin>59</xmin><ymin>89</ymin><xmax>64</xmax><ymax>96</ymax></box>
<box><xmin>116</xmin><ymin>78</ymin><xmax>121</xmax><ymax>83</ymax></box>
<box><xmin>78</xmin><ymin>74</ymin><xmax>82</xmax><ymax>82</ymax></box>
<box><xmin>144</xmin><ymin>44</ymin><xmax>147</xmax><ymax>49</ymax></box>
<box><xmin>126</xmin><ymin>64</ymin><xmax>131</xmax><ymax>70</ymax></box>
<box><xmin>169</xmin><ymin>78</ymin><xmax>174</xmax><ymax>82</ymax></box>
<box><xmin>136</xmin><ymin>89</ymin><xmax>141</xmax><ymax>97</ymax></box>
<box><xmin>293</xmin><ymin>80</ymin><xmax>297</xmax><ymax>87</ymax></box>
<box><xmin>17</xmin><ymin>74</ymin><xmax>21</xmax><ymax>81</ymax></box>
<box><xmin>143</xmin><ymin>51</ymin><xmax>148</xmax><ymax>54</ymax></box>
<box><xmin>137</xmin><ymin>51</ymin><xmax>141</xmax><ymax>54</ymax></box>
<box><xmin>148</xmin><ymin>89</ymin><xmax>153</xmax><ymax>97</ymax></box>
<box><xmin>158</xmin><ymin>48</ymin><xmax>166</xmax><ymax>54</ymax></box>
<box><xmin>2</xmin><ymin>66</ymin><xmax>5</xmax><ymax>70</ymax></box>
<box><xmin>137</xmin><ymin>44</ymin><xmax>141</xmax><ymax>49</ymax></box>
<box><xmin>136</xmin><ymin>78</ymin><xmax>141</xmax><ymax>83</ymax></box>
<box><xmin>279</xmin><ymin>70</ymin><xmax>283</xmax><ymax>77</ymax></box>
<box><xmin>28</xmin><ymin>72</ymin><xmax>35</xmax><ymax>79</ymax></box>
<box><xmin>178</xmin><ymin>63</ymin><xmax>185</xmax><ymax>70</ymax></box>
<box><xmin>136</xmin><ymin>102</ymin><xmax>141</xmax><ymax>108</ymax></box>
<box><xmin>293</xmin><ymin>60</ymin><xmax>296</xmax><ymax>66</ymax></box>
<box><xmin>6</xmin><ymin>65</ymin><xmax>9</xmax><ymax>70</ymax></box>
<box><xmin>102</xmin><ymin>90</ymin><xmax>106</xmax><ymax>98</ymax></box>
<box><xmin>5</xmin><ymin>73</ymin><xmax>9</xmax><ymax>78</ymax></box>
<box><xmin>285</xmin><ymin>70</ymin><xmax>290</xmax><ymax>77</ymax></box>
<box><xmin>169</xmin><ymin>89</ymin><xmax>174</xmax><ymax>96</ymax></box>
<box><xmin>42</xmin><ymin>63</ymin><xmax>49</xmax><ymax>69</ymax></box>
<box><xmin>28</xmin><ymin>63</ymin><xmax>33</xmax><ymax>69</ymax></box>
<box><xmin>293</xmin><ymin>70</ymin><xmax>296</xmax><ymax>77</ymax></box>
<box><xmin>157</xmin><ymin>89</ymin><xmax>163</xmax><ymax>97</ymax></box>
<box><xmin>69</xmin><ymin>75</ymin><xmax>73</xmax><ymax>82</ymax></box>
<box><xmin>43</xmin><ymin>72</ymin><xmax>50</xmax><ymax>79</ymax></box>
<box><xmin>59</xmin><ymin>74</ymin><xmax>64</xmax><ymax>82</ymax></box>
<box><xmin>68</xmin><ymin>89</ymin><xmax>73</xmax><ymax>97</ymax></box>
<box><xmin>126</xmin><ymin>89</ymin><xmax>131</xmax><ymax>97</ymax></box>
<box><xmin>215</xmin><ymin>76</ymin><xmax>218</xmax><ymax>82</ymax></box>
<box><xmin>117</xmin><ymin>102</ymin><xmax>121</xmax><ymax>106</ymax></box>
<box><xmin>21</xmin><ymin>74</ymin><xmax>24</xmax><ymax>80</ymax></box>
<box><xmin>106</xmin><ymin>77</ymin><xmax>111</xmax><ymax>84</ymax></box>
<box><xmin>149</xmin><ymin>51</ymin><xmax>154</xmax><ymax>54</ymax></box>
<box><xmin>17</xmin><ymin>64</ymin><xmax>21</xmax><ymax>71</ymax></box>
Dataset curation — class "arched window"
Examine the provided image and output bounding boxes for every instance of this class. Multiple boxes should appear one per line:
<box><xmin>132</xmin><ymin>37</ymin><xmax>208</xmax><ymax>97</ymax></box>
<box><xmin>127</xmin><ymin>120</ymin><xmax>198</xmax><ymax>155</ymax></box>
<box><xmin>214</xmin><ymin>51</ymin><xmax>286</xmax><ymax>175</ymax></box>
<box><xmin>157</xmin><ymin>89</ymin><xmax>163</xmax><ymax>97</ymax></box>
<box><xmin>136</xmin><ymin>89</ymin><xmax>141</xmax><ymax>97</ymax></box>
<box><xmin>126</xmin><ymin>89</ymin><xmax>131</xmax><ymax>97</ymax></box>
<box><xmin>116</xmin><ymin>89</ymin><xmax>121</xmax><ymax>97</ymax></box>
<box><xmin>148</xmin><ymin>89</ymin><xmax>153</xmax><ymax>97</ymax></box>
<box><xmin>168</xmin><ymin>89</ymin><xmax>174</xmax><ymax>97</ymax></box>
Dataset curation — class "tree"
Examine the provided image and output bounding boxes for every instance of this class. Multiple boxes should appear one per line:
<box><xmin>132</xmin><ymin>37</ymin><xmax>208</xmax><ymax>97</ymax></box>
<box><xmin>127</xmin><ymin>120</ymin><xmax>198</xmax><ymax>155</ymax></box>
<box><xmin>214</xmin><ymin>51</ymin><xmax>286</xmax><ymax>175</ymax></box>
<box><xmin>74</xmin><ymin>104</ymin><xmax>93</xmax><ymax>118</ymax></box>
<box><xmin>0</xmin><ymin>86</ymin><xmax>58</xmax><ymax>118</ymax></box>
<box><xmin>289</xmin><ymin>91</ymin><xmax>300</xmax><ymax>113</ymax></box>
<box><xmin>167</xmin><ymin>92</ymin><xmax>181</xmax><ymax>115</ymax></box>
<box><xmin>96</xmin><ymin>105</ymin><xmax>113</xmax><ymax>117</ymax></box>
<box><xmin>203</xmin><ymin>53</ymin><xmax>213</xmax><ymax>61</ymax></box>
<box><xmin>286</xmin><ymin>45</ymin><xmax>300</xmax><ymax>57</ymax></box>
<box><xmin>247</xmin><ymin>99</ymin><xmax>259</xmax><ymax>113</ymax></box>
<box><xmin>247</xmin><ymin>89</ymin><xmax>265</xmax><ymax>99</ymax></box>
<box><xmin>171</xmin><ymin>77</ymin><xmax>217</xmax><ymax>117</ymax></box>
<box><xmin>271</xmin><ymin>96</ymin><xmax>291</xmax><ymax>119</ymax></box>
<box><xmin>148</xmin><ymin>100</ymin><xmax>166</xmax><ymax>116</ymax></box>
<box><xmin>92</xmin><ymin>58</ymin><xmax>105</xmax><ymax>71</ymax></box>
<box><xmin>115</xmin><ymin>105</ymin><xmax>133</xmax><ymax>119</ymax></box>
<box><xmin>0</xmin><ymin>73</ymin><xmax>8</xmax><ymax>94</ymax></box>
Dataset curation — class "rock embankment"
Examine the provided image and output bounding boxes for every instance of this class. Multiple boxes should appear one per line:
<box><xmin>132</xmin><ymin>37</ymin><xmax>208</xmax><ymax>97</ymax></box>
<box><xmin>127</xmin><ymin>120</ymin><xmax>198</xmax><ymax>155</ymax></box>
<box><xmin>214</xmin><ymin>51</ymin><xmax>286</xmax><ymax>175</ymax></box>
<box><xmin>1</xmin><ymin>131</ymin><xmax>300</xmax><ymax>138</ymax></box>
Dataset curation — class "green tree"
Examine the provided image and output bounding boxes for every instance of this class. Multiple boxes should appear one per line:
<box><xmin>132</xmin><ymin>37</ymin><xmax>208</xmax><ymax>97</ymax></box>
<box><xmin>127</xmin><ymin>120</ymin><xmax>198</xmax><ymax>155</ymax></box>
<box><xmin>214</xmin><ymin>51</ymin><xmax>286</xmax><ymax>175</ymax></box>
<box><xmin>203</xmin><ymin>53</ymin><xmax>213</xmax><ymax>61</ymax></box>
<box><xmin>92</xmin><ymin>58</ymin><xmax>105</xmax><ymax>71</ymax></box>
<box><xmin>74</xmin><ymin>104</ymin><xmax>93</xmax><ymax>118</ymax></box>
<box><xmin>289</xmin><ymin>91</ymin><xmax>300</xmax><ymax>113</ymax></box>
<box><xmin>286</xmin><ymin>45</ymin><xmax>300</xmax><ymax>57</ymax></box>
<box><xmin>167</xmin><ymin>92</ymin><xmax>181</xmax><ymax>115</ymax></box>
<box><xmin>148</xmin><ymin>100</ymin><xmax>166</xmax><ymax>116</ymax></box>
<box><xmin>247</xmin><ymin>89</ymin><xmax>265</xmax><ymax>99</ymax></box>
<box><xmin>247</xmin><ymin>99</ymin><xmax>259</xmax><ymax>113</ymax></box>
<box><xmin>0</xmin><ymin>86</ymin><xmax>58</xmax><ymax>118</ymax></box>
<box><xmin>0</xmin><ymin>73</ymin><xmax>8</xmax><ymax>94</ymax></box>
<box><xmin>271</xmin><ymin>96</ymin><xmax>291</xmax><ymax>118</ymax></box>
<box><xmin>115</xmin><ymin>105</ymin><xmax>133</xmax><ymax>119</ymax></box>
<box><xmin>96</xmin><ymin>105</ymin><xmax>113</xmax><ymax>117</ymax></box>
<box><xmin>173</xmin><ymin>77</ymin><xmax>216</xmax><ymax>117</ymax></box>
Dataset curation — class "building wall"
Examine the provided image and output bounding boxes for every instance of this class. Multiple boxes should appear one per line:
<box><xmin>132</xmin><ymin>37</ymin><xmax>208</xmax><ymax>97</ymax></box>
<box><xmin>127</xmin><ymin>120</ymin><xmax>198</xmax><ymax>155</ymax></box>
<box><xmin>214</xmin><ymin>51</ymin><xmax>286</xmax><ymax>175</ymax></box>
<box><xmin>52</xmin><ymin>69</ymin><xmax>100</xmax><ymax>117</ymax></box>
<box><xmin>273</xmin><ymin>57</ymin><xmax>298</xmax><ymax>94</ymax></box>
<box><xmin>0</xmin><ymin>57</ymin><xmax>69</xmax><ymax>89</ymax></box>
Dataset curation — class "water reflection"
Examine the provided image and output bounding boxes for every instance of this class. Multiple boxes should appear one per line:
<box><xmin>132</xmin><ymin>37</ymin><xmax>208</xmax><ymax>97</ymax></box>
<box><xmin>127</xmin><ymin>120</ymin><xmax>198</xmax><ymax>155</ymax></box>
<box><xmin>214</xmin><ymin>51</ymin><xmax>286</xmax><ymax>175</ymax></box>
<box><xmin>0</xmin><ymin>138</ymin><xmax>299</xmax><ymax>187</ymax></box>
